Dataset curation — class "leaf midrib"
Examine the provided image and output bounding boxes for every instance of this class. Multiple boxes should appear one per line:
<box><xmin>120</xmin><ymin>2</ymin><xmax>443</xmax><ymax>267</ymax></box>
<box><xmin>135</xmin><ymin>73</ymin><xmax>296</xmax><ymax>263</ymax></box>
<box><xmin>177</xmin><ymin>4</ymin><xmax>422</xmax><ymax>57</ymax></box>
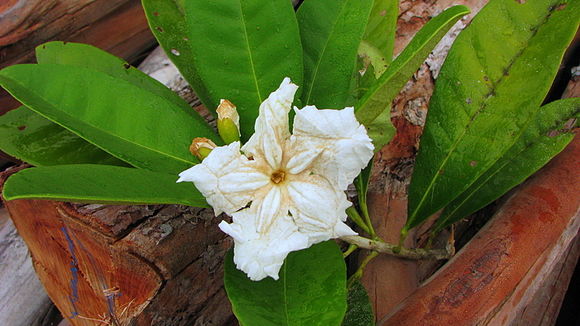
<box><xmin>303</xmin><ymin>0</ymin><xmax>350</xmax><ymax>105</ymax></box>
<box><xmin>408</xmin><ymin>4</ymin><xmax>559</xmax><ymax>225</ymax></box>
<box><xmin>3</xmin><ymin>77</ymin><xmax>197</xmax><ymax>168</ymax></box>
<box><xmin>238</xmin><ymin>0</ymin><xmax>264</xmax><ymax>103</ymax></box>
<box><xmin>357</xmin><ymin>6</ymin><xmax>469</xmax><ymax>120</ymax></box>
<box><xmin>282</xmin><ymin>264</ymin><xmax>291</xmax><ymax>326</ymax></box>
<box><xmin>437</xmin><ymin>107</ymin><xmax>579</xmax><ymax>228</ymax></box>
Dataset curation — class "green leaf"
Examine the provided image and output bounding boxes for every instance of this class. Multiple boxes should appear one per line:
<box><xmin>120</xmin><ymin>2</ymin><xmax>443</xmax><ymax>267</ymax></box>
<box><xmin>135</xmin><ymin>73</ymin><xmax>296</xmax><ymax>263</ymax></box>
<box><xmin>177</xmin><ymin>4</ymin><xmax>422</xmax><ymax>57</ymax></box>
<box><xmin>432</xmin><ymin>98</ymin><xmax>579</xmax><ymax>234</ymax></box>
<box><xmin>0</xmin><ymin>64</ymin><xmax>220</xmax><ymax>174</ymax></box>
<box><xmin>2</xmin><ymin>41</ymin><xmax>201</xmax><ymax>168</ymax></box>
<box><xmin>0</xmin><ymin>106</ymin><xmax>124</xmax><ymax>166</ymax></box>
<box><xmin>141</xmin><ymin>0</ymin><xmax>214</xmax><ymax>112</ymax></box>
<box><xmin>352</xmin><ymin>0</ymin><xmax>398</xmax><ymax>103</ymax></box>
<box><xmin>2</xmin><ymin>164</ymin><xmax>208</xmax><ymax>207</ymax></box>
<box><xmin>184</xmin><ymin>0</ymin><xmax>303</xmax><ymax>140</ymax></box>
<box><xmin>365</xmin><ymin>108</ymin><xmax>396</xmax><ymax>152</ymax></box>
<box><xmin>225</xmin><ymin>241</ymin><xmax>348</xmax><ymax>326</ymax></box>
<box><xmin>342</xmin><ymin>280</ymin><xmax>374</xmax><ymax>326</ymax></box>
<box><xmin>362</xmin><ymin>0</ymin><xmax>399</xmax><ymax>64</ymax></box>
<box><xmin>358</xmin><ymin>41</ymin><xmax>389</xmax><ymax>79</ymax></box>
<box><xmin>297</xmin><ymin>0</ymin><xmax>373</xmax><ymax>108</ymax></box>
<box><xmin>406</xmin><ymin>0</ymin><xmax>579</xmax><ymax>231</ymax></box>
<box><xmin>35</xmin><ymin>41</ymin><xmax>197</xmax><ymax>115</ymax></box>
<box><xmin>355</xmin><ymin>5</ymin><xmax>470</xmax><ymax>126</ymax></box>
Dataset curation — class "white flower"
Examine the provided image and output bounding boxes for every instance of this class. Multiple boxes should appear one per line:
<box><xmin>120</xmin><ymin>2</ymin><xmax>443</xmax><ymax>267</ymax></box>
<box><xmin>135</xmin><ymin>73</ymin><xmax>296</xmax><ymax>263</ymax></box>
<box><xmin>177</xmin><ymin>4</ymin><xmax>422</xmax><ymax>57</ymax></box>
<box><xmin>177</xmin><ymin>78</ymin><xmax>374</xmax><ymax>281</ymax></box>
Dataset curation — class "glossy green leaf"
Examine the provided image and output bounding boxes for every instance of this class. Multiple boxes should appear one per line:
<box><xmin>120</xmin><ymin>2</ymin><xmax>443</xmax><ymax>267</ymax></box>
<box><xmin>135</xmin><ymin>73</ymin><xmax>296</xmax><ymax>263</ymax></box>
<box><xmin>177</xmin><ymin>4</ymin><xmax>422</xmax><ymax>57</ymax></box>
<box><xmin>141</xmin><ymin>0</ymin><xmax>213</xmax><ymax>111</ymax></box>
<box><xmin>432</xmin><ymin>98</ymin><xmax>579</xmax><ymax>234</ymax></box>
<box><xmin>35</xmin><ymin>41</ymin><xmax>197</xmax><ymax>114</ymax></box>
<box><xmin>0</xmin><ymin>106</ymin><xmax>123</xmax><ymax>166</ymax></box>
<box><xmin>0</xmin><ymin>64</ymin><xmax>220</xmax><ymax>174</ymax></box>
<box><xmin>184</xmin><ymin>0</ymin><xmax>303</xmax><ymax>140</ymax></box>
<box><xmin>362</xmin><ymin>0</ymin><xmax>399</xmax><ymax>64</ymax></box>
<box><xmin>297</xmin><ymin>0</ymin><xmax>373</xmax><ymax>108</ymax></box>
<box><xmin>224</xmin><ymin>241</ymin><xmax>347</xmax><ymax>326</ymax></box>
<box><xmin>406</xmin><ymin>0</ymin><xmax>579</xmax><ymax>231</ymax></box>
<box><xmin>2</xmin><ymin>164</ymin><xmax>208</xmax><ymax>207</ymax></box>
<box><xmin>342</xmin><ymin>280</ymin><xmax>374</xmax><ymax>326</ymax></box>
<box><xmin>355</xmin><ymin>5</ymin><xmax>470</xmax><ymax>126</ymax></box>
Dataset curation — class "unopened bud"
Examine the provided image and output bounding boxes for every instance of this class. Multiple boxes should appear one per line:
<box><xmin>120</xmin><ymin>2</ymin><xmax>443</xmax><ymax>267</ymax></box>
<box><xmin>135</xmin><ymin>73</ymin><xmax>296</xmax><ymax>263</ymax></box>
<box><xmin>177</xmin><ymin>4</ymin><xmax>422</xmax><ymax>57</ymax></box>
<box><xmin>216</xmin><ymin>99</ymin><xmax>241</xmax><ymax>144</ymax></box>
<box><xmin>189</xmin><ymin>137</ymin><xmax>217</xmax><ymax>160</ymax></box>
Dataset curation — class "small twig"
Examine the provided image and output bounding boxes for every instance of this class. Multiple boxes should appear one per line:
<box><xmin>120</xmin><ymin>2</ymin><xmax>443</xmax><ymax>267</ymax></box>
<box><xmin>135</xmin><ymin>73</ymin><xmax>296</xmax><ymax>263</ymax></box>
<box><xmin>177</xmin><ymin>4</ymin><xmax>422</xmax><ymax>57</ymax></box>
<box><xmin>347</xmin><ymin>251</ymin><xmax>379</xmax><ymax>287</ymax></box>
<box><xmin>359</xmin><ymin>199</ymin><xmax>377</xmax><ymax>238</ymax></box>
<box><xmin>341</xmin><ymin>235</ymin><xmax>454</xmax><ymax>260</ymax></box>
<box><xmin>346</xmin><ymin>206</ymin><xmax>371</xmax><ymax>234</ymax></box>
<box><xmin>343</xmin><ymin>244</ymin><xmax>358</xmax><ymax>258</ymax></box>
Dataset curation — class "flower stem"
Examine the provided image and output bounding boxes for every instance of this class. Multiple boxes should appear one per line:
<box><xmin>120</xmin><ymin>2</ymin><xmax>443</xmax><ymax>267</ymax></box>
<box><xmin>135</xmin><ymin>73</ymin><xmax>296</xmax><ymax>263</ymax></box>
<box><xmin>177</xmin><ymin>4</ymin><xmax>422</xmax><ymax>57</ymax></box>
<box><xmin>359</xmin><ymin>199</ymin><xmax>377</xmax><ymax>238</ymax></box>
<box><xmin>343</xmin><ymin>244</ymin><xmax>358</xmax><ymax>258</ymax></box>
<box><xmin>340</xmin><ymin>235</ymin><xmax>455</xmax><ymax>260</ymax></box>
<box><xmin>346</xmin><ymin>206</ymin><xmax>371</xmax><ymax>234</ymax></box>
<box><xmin>347</xmin><ymin>251</ymin><xmax>378</xmax><ymax>287</ymax></box>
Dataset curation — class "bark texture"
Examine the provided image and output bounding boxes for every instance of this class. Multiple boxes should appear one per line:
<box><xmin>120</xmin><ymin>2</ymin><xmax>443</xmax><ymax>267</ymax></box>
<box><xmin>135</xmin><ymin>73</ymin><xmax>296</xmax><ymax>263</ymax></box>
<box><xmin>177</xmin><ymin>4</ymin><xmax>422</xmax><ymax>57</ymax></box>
<box><xmin>1</xmin><ymin>166</ymin><xmax>235</xmax><ymax>325</ymax></box>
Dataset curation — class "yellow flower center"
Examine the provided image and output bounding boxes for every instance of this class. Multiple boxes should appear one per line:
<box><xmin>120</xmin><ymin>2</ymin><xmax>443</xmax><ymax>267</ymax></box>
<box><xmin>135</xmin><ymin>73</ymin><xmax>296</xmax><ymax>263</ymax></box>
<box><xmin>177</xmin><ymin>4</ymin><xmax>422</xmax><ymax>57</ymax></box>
<box><xmin>270</xmin><ymin>170</ymin><xmax>286</xmax><ymax>184</ymax></box>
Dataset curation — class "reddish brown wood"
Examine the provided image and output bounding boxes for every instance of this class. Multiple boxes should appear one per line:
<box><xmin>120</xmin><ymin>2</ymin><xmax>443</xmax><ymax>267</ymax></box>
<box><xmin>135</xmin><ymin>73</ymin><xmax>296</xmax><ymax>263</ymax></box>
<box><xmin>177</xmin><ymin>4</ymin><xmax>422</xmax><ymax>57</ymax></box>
<box><xmin>361</xmin><ymin>0</ymin><xmax>488</xmax><ymax>318</ymax></box>
<box><xmin>0</xmin><ymin>207</ymin><xmax>62</xmax><ymax>326</ymax></box>
<box><xmin>378</xmin><ymin>135</ymin><xmax>580</xmax><ymax>325</ymax></box>
<box><xmin>0</xmin><ymin>166</ymin><xmax>236</xmax><ymax>325</ymax></box>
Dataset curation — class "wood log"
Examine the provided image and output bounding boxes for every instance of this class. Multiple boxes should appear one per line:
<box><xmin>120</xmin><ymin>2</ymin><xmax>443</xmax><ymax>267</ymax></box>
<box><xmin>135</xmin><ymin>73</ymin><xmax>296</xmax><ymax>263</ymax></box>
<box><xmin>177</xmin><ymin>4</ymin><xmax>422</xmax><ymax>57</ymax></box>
<box><xmin>1</xmin><ymin>165</ymin><xmax>235</xmax><ymax>326</ymax></box>
<box><xmin>378</xmin><ymin>133</ymin><xmax>580</xmax><ymax>326</ymax></box>
<box><xmin>0</xmin><ymin>207</ymin><xmax>62</xmax><ymax>326</ymax></box>
<box><xmin>0</xmin><ymin>0</ymin><xmax>156</xmax><ymax>115</ymax></box>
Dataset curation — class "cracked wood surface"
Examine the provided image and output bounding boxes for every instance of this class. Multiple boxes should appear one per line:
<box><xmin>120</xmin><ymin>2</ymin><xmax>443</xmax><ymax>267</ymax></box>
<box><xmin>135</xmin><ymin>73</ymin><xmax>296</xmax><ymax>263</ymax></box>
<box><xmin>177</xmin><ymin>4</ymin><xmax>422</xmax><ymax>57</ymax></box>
<box><xmin>0</xmin><ymin>207</ymin><xmax>62</xmax><ymax>326</ymax></box>
<box><xmin>1</xmin><ymin>165</ymin><xmax>235</xmax><ymax>325</ymax></box>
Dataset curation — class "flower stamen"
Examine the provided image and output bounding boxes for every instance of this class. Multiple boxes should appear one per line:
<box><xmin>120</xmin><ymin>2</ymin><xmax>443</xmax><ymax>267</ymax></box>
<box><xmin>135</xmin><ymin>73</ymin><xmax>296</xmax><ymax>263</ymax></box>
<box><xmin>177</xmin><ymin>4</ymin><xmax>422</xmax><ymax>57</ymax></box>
<box><xmin>270</xmin><ymin>170</ymin><xmax>286</xmax><ymax>184</ymax></box>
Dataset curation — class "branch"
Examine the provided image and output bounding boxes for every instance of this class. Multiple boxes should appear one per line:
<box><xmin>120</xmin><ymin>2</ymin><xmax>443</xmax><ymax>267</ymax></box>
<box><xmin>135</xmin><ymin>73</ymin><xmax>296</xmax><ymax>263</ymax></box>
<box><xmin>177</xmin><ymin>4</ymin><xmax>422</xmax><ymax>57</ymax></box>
<box><xmin>340</xmin><ymin>235</ymin><xmax>455</xmax><ymax>260</ymax></box>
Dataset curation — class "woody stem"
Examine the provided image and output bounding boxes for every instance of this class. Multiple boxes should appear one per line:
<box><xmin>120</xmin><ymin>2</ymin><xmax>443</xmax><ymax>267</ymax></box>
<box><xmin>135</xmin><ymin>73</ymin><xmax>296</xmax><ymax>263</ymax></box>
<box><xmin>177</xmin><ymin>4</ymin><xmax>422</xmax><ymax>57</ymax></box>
<box><xmin>340</xmin><ymin>235</ymin><xmax>455</xmax><ymax>260</ymax></box>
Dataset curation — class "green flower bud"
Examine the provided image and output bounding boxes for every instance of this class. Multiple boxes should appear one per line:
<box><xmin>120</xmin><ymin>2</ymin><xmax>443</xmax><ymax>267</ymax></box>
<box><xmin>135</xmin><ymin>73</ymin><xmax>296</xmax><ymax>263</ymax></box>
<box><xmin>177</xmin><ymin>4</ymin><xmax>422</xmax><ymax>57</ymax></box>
<box><xmin>216</xmin><ymin>99</ymin><xmax>241</xmax><ymax>144</ymax></box>
<box><xmin>189</xmin><ymin>137</ymin><xmax>217</xmax><ymax>160</ymax></box>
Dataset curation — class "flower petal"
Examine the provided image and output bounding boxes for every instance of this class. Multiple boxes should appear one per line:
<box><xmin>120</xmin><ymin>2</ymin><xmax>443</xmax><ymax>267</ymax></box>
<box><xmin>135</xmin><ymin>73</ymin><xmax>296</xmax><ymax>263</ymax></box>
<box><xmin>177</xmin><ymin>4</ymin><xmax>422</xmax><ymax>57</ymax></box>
<box><xmin>178</xmin><ymin>142</ymin><xmax>269</xmax><ymax>216</ymax></box>
<box><xmin>220</xmin><ymin>205</ymin><xmax>309</xmax><ymax>281</ymax></box>
<box><xmin>256</xmin><ymin>186</ymin><xmax>283</xmax><ymax>234</ymax></box>
<box><xmin>242</xmin><ymin>78</ymin><xmax>298</xmax><ymax>169</ymax></box>
<box><xmin>285</xmin><ymin>147</ymin><xmax>322</xmax><ymax>175</ymax></box>
<box><xmin>292</xmin><ymin>106</ymin><xmax>374</xmax><ymax>190</ymax></box>
<box><xmin>287</xmin><ymin>174</ymin><xmax>355</xmax><ymax>246</ymax></box>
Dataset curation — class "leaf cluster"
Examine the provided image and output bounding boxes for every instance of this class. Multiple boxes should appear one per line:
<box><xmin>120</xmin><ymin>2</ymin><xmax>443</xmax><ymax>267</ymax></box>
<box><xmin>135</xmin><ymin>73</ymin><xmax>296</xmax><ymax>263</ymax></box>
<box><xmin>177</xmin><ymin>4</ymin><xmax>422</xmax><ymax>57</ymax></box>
<box><xmin>405</xmin><ymin>0</ymin><xmax>579</xmax><ymax>239</ymax></box>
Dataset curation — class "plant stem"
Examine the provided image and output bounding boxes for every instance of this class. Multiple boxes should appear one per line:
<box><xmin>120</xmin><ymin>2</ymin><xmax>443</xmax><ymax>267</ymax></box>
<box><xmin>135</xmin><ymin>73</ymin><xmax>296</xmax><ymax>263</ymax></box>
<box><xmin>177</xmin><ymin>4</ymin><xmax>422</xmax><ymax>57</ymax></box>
<box><xmin>343</xmin><ymin>244</ymin><xmax>358</xmax><ymax>258</ymax></box>
<box><xmin>341</xmin><ymin>235</ymin><xmax>455</xmax><ymax>260</ymax></box>
<box><xmin>359</xmin><ymin>199</ymin><xmax>377</xmax><ymax>238</ymax></box>
<box><xmin>347</xmin><ymin>251</ymin><xmax>379</xmax><ymax>287</ymax></box>
<box><xmin>346</xmin><ymin>206</ymin><xmax>371</xmax><ymax>234</ymax></box>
